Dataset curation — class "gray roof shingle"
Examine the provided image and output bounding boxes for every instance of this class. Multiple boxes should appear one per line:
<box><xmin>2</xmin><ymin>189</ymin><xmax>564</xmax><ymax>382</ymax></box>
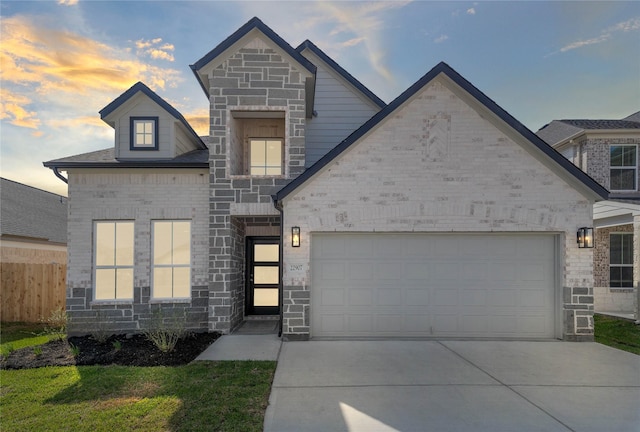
<box><xmin>1</xmin><ymin>178</ymin><xmax>67</xmax><ymax>244</ymax></box>
<box><xmin>537</xmin><ymin>115</ymin><xmax>640</xmax><ymax>146</ymax></box>
<box><xmin>44</xmin><ymin>148</ymin><xmax>209</xmax><ymax>168</ymax></box>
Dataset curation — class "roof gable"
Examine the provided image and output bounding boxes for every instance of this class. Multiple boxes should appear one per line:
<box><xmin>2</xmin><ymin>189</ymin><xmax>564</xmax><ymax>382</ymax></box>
<box><xmin>296</xmin><ymin>39</ymin><xmax>385</xmax><ymax>109</ymax></box>
<box><xmin>190</xmin><ymin>17</ymin><xmax>316</xmax><ymax>98</ymax></box>
<box><xmin>99</xmin><ymin>82</ymin><xmax>206</xmax><ymax>150</ymax></box>
<box><xmin>275</xmin><ymin>62</ymin><xmax>608</xmax><ymax>202</ymax></box>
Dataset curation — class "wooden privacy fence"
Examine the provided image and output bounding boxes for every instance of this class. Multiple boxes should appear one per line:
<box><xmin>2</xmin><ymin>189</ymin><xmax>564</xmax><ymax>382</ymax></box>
<box><xmin>1</xmin><ymin>263</ymin><xmax>67</xmax><ymax>323</ymax></box>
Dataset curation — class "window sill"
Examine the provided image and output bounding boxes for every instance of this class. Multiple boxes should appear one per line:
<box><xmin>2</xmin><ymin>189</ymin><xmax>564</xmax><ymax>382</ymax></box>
<box><xmin>230</xmin><ymin>174</ymin><xmax>286</xmax><ymax>179</ymax></box>
<box><xmin>609</xmin><ymin>288</ymin><xmax>635</xmax><ymax>292</ymax></box>
<box><xmin>91</xmin><ymin>300</ymin><xmax>133</xmax><ymax>306</ymax></box>
<box><xmin>150</xmin><ymin>298</ymin><xmax>191</xmax><ymax>304</ymax></box>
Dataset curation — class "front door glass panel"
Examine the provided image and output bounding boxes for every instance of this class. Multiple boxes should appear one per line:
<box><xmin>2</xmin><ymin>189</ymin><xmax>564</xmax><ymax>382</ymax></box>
<box><xmin>247</xmin><ymin>238</ymin><xmax>280</xmax><ymax>314</ymax></box>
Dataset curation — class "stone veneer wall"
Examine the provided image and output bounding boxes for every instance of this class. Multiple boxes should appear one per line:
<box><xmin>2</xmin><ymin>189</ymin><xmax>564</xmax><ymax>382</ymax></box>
<box><xmin>206</xmin><ymin>40</ymin><xmax>306</xmax><ymax>332</ymax></box>
<box><xmin>281</xmin><ymin>78</ymin><xmax>597</xmax><ymax>341</ymax></box>
<box><xmin>65</xmin><ymin>169</ymin><xmax>209</xmax><ymax>335</ymax></box>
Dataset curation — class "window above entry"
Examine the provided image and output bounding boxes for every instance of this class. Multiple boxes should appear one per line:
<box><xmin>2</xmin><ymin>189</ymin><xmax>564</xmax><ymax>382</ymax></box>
<box><xmin>131</xmin><ymin>117</ymin><xmax>159</xmax><ymax>150</ymax></box>
<box><xmin>250</xmin><ymin>138</ymin><xmax>283</xmax><ymax>175</ymax></box>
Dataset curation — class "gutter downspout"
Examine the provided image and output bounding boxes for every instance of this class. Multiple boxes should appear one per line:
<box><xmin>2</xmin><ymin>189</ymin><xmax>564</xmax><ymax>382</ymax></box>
<box><xmin>52</xmin><ymin>167</ymin><xmax>68</xmax><ymax>184</ymax></box>
<box><xmin>273</xmin><ymin>195</ymin><xmax>284</xmax><ymax>338</ymax></box>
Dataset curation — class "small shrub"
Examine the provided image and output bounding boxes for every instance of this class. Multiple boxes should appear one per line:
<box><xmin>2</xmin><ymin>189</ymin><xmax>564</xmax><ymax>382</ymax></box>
<box><xmin>91</xmin><ymin>310</ymin><xmax>112</xmax><ymax>344</ymax></box>
<box><xmin>112</xmin><ymin>340</ymin><xmax>122</xmax><ymax>351</ymax></box>
<box><xmin>40</xmin><ymin>308</ymin><xmax>68</xmax><ymax>341</ymax></box>
<box><xmin>69</xmin><ymin>343</ymin><xmax>80</xmax><ymax>357</ymax></box>
<box><xmin>142</xmin><ymin>309</ymin><xmax>186</xmax><ymax>353</ymax></box>
<box><xmin>33</xmin><ymin>346</ymin><xmax>43</xmax><ymax>357</ymax></box>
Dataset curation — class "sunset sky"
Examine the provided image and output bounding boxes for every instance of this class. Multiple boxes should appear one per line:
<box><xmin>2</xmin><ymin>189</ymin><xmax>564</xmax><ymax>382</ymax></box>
<box><xmin>1</xmin><ymin>0</ymin><xmax>639</xmax><ymax>196</ymax></box>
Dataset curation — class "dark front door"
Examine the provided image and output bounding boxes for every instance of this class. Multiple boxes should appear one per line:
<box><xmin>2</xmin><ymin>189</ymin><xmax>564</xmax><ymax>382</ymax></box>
<box><xmin>246</xmin><ymin>237</ymin><xmax>280</xmax><ymax>315</ymax></box>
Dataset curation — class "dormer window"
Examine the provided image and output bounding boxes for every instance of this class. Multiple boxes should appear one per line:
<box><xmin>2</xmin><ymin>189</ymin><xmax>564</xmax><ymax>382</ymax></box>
<box><xmin>131</xmin><ymin>117</ymin><xmax>159</xmax><ymax>150</ymax></box>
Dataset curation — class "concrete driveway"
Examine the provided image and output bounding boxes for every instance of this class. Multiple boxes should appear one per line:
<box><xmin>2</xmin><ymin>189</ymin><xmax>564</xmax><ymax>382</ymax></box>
<box><xmin>264</xmin><ymin>340</ymin><xmax>640</xmax><ymax>432</ymax></box>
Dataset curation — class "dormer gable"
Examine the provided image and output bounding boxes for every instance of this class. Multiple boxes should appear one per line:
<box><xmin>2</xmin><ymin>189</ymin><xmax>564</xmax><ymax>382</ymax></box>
<box><xmin>190</xmin><ymin>16</ymin><xmax>316</xmax><ymax>118</ymax></box>
<box><xmin>99</xmin><ymin>82</ymin><xmax>206</xmax><ymax>160</ymax></box>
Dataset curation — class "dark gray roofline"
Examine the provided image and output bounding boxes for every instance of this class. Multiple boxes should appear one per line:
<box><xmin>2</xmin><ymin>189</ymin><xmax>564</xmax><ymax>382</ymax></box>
<box><xmin>275</xmin><ymin>62</ymin><xmax>609</xmax><ymax>202</ymax></box>
<box><xmin>296</xmin><ymin>39</ymin><xmax>386</xmax><ymax>109</ymax></box>
<box><xmin>44</xmin><ymin>161</ymin><xmax>208</xmax><ymax>169</ymax></box>
<box><xmin>190</xmin><ymin>17</ymin><xmax>317</xmax><ymax>98</ymax></box>
<box><xmin>98</xmin><ymin>82</ymin><xmax>206</xmax><ymax>150</ymax></box>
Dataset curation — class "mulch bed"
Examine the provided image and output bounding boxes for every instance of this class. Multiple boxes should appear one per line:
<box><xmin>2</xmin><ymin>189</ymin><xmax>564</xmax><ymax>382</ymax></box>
<box><xmin>1</xmin><ymin>332</ymin><xmax>220</xmax><ymax>369</ymax></box>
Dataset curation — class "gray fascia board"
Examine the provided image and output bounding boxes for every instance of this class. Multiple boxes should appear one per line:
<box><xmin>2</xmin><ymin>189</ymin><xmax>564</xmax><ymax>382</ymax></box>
<box><xmin>99</xmin><ymin>82</ymin><xmax>206</xmax><ymax>149</ymax></box>
<box><xmin>275</xmin><ymin>61</ymin><xmax>609</xmax><ymax>203</ymax></box>
<box><xmin>43</xmin><ymin>161</ymin><xmax>208</xmax><ymax>169</ymax></box>
<box><xmin>296</xmin><ymin>39</ymin><xmax>386</xmax><ymax>109</ymax></box>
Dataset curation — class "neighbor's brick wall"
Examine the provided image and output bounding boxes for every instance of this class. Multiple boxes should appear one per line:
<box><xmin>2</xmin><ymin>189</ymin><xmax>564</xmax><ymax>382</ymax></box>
<box><xmin>593</xmin><ymin>225</ymin><xmax>635</xmax><ymax>313</ymax></box>
<box><xmin>582</xmin><ymin>136</ymin><xmax>640</xmax><ymax>198</ymax></box>
<box><xmin>282</xmin><ymin>78</ymin><xmax>596</xmax><ymax>341</ymax></box>
<box><xmin>205</xmin><ymin>37</ymin><xmax>307</xmax><ymax>332</ymax></box>
<box><xmin>65</xmin><ymin>169</ymin><xmax>209</xmax><ymax>335</ymax></box>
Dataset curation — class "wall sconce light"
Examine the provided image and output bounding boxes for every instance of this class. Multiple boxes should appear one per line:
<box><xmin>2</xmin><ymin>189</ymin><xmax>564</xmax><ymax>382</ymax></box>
<box><xmin>292</xmin><ymin>226</ymin><xmax>301</xmax><ymax>247</ymax></box>
<box><xmin>577</xmin><ymin>227</ymin><xmax>594</xmax><ymax>248</ymax></box>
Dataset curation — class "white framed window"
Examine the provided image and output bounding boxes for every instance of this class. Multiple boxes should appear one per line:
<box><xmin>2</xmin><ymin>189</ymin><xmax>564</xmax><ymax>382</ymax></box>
<box><xmin>610</xmin><ymin>233</ymin><xmax>633</xmax><ymax>288</ymax></box>
<box><xmin>610</xmin><ymin>145</ymin><xmax>637</xmax><ymax>191</ymax></box>
<box><xmin>152</xmin><ymin>221</ymin><xmax>191</xmax><ymax>299</ymax></box>
<box><xmin>130</xmin><ymin>117</ymin><xmax>159</xmax><ymax>150</ymax></box>
<box><xmin>250</xmin><ymin>138</ymin><xmax>283</xmax><ymax>175</ymax></box>
<box><xmin>94</xmin><ymin>221</ymin><xmax>134</xmax><ymax>300</ymax></box>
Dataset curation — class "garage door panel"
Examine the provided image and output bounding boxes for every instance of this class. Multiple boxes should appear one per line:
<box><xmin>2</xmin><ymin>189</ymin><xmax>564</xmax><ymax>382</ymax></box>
<box><xmin>312</xmin><ymin>233</ymin><xmax>555</xmax><ymax>339</ymax></box>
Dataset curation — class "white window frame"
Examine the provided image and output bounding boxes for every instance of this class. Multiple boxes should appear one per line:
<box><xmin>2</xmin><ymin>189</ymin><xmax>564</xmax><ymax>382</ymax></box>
<box><xmin>151</xmin><ymin>220</ymin><xmax>191</xmax><ymax>300</ymax></box>
<box><xmin>94</xmin><ymin>221</ymin><xmax>134</xmax><ymax>301</ymax></box>
<box><xmin>130</xmin><ymin>117</ymin><xmax>159</xmax><ymax>150</ymax></box>
<box><xmin>609</xmin><ymin>144</ymin><xmax>637</xmax><ymax>192</ymax></box>
<box><xmin>609</xmin><ymin>232</ymin><xmax>634</xmax><ymax>288</ymax></box>
<box><xmin>249</xmin><ymin>138</ymin><xmax>284</xmax><ymax>176</ymax></box>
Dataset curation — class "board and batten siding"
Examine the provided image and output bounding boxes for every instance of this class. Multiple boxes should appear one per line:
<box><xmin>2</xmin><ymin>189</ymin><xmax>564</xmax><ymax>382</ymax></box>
<box><xmin>301</xmin><ymin>49</ymin><xmax>382</xmax><ymax>167</ymax></box>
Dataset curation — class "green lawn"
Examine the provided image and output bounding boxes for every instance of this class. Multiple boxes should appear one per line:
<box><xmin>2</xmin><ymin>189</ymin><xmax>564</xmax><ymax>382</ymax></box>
<box><xmin>1</xmin><ymin>323</ymin><xmax>276</xmax><ymax>431</ymax></box>
<box><xmin>0</xmin><ymin>361</ymin><xmax>276</xmax><ymax>432</ymax></box>
<box><xmin>594</xmin><ymin>314</ymin><xmax>640</xmax><ymax>355</ymax></box>
<box><xmin>1</xmin><ymin>322</ymin><xmax>54</xmax><ymax>357</ymax></box>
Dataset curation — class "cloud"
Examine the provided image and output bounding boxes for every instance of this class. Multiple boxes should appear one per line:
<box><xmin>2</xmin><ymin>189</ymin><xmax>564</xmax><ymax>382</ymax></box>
<box><xmin>466</xmin><ymin>8</ymin><xmax>476</xmax><ymax>15</ymax></box>
<box><xmin>135</xmin><ymin>38</ymin><xmax>175</xmax><ymax>62</ymax></box>
<box><xmin>555</xmin><ymin>16</ymin><xmax>640</xmax><ymax>54</ymax></box>
<box><xmin>434</xmin><ymin>34</ymin><xmax>449</xmax><ymax>44</ymax></box>
<box><xmin>308</xmin><ymin>1</ymin><xmax>413</xmax><ymax>81</ymax></box>
<box><xmin>0</xmin><ymin>89</ymin><xmax>40</xmax><ymax>129</ymax></box>
<box><xmin>184</xmin><ymin>109</ymin><xmax>209</xmax><ymax>137</ymax></box>
<box><xmin>57</xmin><ymin>0</ymin><xmax>78</xmax><ymax>5</ymax></box>
<box><xmin>0</xmin><ymin>15</ymin><xmax>182</xmax><ymax>132</ymax></box>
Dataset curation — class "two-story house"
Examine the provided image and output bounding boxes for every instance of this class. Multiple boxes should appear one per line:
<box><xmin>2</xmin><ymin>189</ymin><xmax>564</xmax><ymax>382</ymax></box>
<box><xmin>537</xmin><ymin>113</ymin><xmax>640</xmax><ymax>318</ymax></box>
<box><xmin>45</xmin><ymin>17</ymin><xmax>608</xmax><ymax>341</ymax></box>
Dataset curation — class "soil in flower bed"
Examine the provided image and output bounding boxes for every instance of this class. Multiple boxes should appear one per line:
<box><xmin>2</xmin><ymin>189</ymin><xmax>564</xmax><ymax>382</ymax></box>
<box><xmin>1</xmin><ymin>332</ymin><xmax>220</xmax><ymax>369</ymax></box>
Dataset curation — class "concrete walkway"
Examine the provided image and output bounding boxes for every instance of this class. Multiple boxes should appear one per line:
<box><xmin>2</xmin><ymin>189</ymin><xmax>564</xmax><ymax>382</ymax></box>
<box><xmin>264</xmin><ymin>340</ymin><xmax>640</xmax><ymax>432</ymax></box>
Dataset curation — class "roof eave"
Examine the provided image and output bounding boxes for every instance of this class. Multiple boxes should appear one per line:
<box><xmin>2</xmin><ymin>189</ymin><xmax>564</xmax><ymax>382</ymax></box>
<box><xmin>43</xmin><ymin>161</ymin><xmax>208</xmax><ymax>169</ymax></box>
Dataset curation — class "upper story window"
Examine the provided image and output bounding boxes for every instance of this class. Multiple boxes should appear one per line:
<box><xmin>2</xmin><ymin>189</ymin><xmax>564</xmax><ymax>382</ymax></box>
<box><xmin>250</xmin><ymin>139</ymin><xmax>283</xmax><ymax>175</ymax></box>
<box><xmin>229</xmin><ymin>111</ymin><xmax>285</xmax><ymax>176</ymax></box>
<box><xmin>610</xmin><ymin>145</ymin><xmax>637</xmax><ymax>191</ymax></box>
<box><xmin>94</xmin><ymin>221</ymin><xmax>134</xmax><ymax>301</ymax></box>
<box><xmin>610</xmin><ymin>233</ymin><xmax>633</xmax><ymax>288</ymax></box>
<box><xmin>152</xmin><ymin>220</ymin><xmax>191</xmax><ymax>299</ymax></box>
<box><xmin>130</xmin><ymin>117</ymin><xmax>159</xmax><ymax>151</ymax></box>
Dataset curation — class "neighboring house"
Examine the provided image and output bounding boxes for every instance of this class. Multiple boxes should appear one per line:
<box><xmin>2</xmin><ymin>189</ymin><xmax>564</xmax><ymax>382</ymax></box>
<box><xmin>45</xmin><ymin>17</ymin><xmax>608</xmax><ymax>341</ymax></box>
<box><xmin>0</xmin><ymin>177</ymin><xmax>68</xmax><ymax>264</ymax></box>
<box><xmin>537</xmin><ymin>114</ymin><xmax>640</xmax><ymax>318</ymax></box>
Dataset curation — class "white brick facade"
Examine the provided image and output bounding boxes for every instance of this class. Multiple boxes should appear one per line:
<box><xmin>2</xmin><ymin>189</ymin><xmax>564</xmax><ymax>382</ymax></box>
<box><xmin>65</xmin><ymin>169</ymin><xmax>209</xmax><ymax>334</ymax></box>
<box><xmin>281</xmin><ymin>78</ymin><xmax>597</xmax><ymax>341</ymax></box>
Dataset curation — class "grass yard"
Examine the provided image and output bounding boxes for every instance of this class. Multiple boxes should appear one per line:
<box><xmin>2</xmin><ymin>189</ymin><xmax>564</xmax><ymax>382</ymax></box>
<box><xmin>0</xmin><ymin>361</ymin><xmax>276</xmax><ymax>432</ymax></box>
<box><xmin>1</xmin><ymin>322</ymin><xmax>54</xmax><ymax>357</ymax></box>
<box><xmin>594</xmin><ymin>314</ymin><xmax>640</xmax><ymax>355</ymax></box>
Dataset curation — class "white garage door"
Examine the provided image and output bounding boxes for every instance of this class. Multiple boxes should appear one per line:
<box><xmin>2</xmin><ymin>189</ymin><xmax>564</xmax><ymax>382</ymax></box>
<box><xmin>311</xmin><ymin>233</ymin><xmax>556</xmax><ymax>339</ymax></box>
